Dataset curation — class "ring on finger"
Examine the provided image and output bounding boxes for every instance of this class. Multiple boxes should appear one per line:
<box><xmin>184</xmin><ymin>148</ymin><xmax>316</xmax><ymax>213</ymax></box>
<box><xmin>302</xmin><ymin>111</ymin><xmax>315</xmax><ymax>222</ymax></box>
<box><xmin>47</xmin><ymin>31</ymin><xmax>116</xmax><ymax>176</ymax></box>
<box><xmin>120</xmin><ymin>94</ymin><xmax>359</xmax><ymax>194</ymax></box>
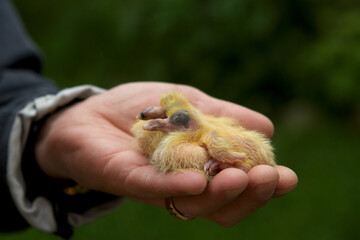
<box><xmin>165</xmin><ymin>197</ymin><xmax>195</xmax><ymax>220</ymax></box>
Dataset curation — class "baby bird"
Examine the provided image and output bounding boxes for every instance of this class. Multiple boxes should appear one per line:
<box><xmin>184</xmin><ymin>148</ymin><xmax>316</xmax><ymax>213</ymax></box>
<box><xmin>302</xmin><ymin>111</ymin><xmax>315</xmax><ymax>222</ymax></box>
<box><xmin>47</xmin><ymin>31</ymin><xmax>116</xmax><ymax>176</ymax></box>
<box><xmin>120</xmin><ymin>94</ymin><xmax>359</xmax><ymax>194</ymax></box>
<box><xmin>131</xmin><ymin>92</ymin><xmax>275</xmax><ymax>178</ymax></box>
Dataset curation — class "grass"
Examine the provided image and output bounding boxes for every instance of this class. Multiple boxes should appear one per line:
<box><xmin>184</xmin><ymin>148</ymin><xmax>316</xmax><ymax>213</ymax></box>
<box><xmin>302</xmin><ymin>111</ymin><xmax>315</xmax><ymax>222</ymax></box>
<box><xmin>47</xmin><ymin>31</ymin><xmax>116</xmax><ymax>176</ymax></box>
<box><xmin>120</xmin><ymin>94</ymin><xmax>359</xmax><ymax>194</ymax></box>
<box><xmin>1</xmin><ymin>122</ymin><xmax>359</xmax><ymax>240</ymax></box>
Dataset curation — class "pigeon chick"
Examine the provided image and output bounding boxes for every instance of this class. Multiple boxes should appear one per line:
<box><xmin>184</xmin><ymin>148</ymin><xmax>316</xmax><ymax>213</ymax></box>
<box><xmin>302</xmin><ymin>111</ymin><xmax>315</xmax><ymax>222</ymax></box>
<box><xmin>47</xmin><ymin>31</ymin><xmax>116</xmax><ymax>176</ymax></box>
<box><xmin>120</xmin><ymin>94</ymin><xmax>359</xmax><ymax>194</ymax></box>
<box><xmin>131</xmin><ymin>92</ymin><xmax>275</xmax><ymax>178</ymax></box>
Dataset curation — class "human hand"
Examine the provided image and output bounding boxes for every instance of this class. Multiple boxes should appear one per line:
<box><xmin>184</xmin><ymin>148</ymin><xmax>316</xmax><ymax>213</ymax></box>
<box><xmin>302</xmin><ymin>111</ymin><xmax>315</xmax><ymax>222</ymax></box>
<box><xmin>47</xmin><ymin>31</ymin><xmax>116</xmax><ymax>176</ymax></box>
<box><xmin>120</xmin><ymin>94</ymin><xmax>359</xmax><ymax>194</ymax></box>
<box><xmin>35</xmin><ymin>82</ymin><xmax>297</xmax><ymax>226</ymax></box>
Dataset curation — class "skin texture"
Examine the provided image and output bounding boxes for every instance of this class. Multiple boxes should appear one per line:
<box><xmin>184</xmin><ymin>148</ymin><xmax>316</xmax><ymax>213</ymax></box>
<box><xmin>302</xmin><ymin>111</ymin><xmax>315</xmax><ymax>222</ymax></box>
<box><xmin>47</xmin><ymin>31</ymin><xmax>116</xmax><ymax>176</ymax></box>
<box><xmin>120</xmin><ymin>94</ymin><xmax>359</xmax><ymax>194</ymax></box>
<box><xmin>35</xmin><ymin>82</ymin><xmax>298</xmax><ymax>226</ymax></box>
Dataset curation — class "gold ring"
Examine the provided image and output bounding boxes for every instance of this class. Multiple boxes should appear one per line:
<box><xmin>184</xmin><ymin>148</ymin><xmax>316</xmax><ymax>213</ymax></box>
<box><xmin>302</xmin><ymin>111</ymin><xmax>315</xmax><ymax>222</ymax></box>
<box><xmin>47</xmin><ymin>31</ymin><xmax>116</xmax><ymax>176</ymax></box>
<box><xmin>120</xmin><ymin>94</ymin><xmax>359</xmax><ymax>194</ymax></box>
<box><xmin>165</xmin><ymin>197</ymin><xmax>194</xmax><ymax>220</ymax></box>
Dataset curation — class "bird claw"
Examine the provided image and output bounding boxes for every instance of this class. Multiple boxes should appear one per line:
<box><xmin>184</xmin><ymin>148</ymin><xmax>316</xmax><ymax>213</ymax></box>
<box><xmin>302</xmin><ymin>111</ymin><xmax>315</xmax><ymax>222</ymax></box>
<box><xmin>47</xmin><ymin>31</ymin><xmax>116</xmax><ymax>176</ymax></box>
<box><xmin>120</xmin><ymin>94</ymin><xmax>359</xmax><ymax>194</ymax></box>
<box><xmin>204</xmin><ymin>158</ymin><xmax>249</xmax><ymax>176</ymax></box>
<box><xmin>204</xmin><ymin>159</ymin><xmax>219</xmax><ymax>176</ymax></box>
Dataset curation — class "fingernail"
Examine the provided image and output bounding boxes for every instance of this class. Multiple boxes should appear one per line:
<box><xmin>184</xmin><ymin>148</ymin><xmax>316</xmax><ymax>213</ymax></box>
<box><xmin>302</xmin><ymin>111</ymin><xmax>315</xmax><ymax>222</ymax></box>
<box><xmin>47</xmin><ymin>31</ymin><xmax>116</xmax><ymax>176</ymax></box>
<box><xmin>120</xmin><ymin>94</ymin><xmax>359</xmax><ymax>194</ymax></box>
<box><xmin>254</xmin><ymin>181</ymin><xmax>277</xmax><ymax>200</ymax></box>
<box><xmin>225</xmin><ymin>189</ymin><xmax>243</xmax><ymax>200</ymax></box>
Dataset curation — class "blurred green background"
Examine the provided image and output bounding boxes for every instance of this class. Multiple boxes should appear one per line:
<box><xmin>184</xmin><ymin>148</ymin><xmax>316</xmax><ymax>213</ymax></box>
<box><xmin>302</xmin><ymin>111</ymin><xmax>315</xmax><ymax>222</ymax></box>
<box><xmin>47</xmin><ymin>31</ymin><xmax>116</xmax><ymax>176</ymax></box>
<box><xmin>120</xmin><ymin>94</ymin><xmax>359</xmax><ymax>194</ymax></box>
<box><xmin>1</xmin><ymin>0</ymin><xmax>360</xmax><ymax>239</ymax></box>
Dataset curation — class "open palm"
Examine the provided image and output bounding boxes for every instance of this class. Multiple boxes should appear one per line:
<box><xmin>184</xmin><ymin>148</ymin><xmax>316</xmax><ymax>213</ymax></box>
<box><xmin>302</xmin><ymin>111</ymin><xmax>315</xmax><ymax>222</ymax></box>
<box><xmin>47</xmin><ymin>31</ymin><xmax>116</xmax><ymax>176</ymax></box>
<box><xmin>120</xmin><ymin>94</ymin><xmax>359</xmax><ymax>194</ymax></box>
<box><xmin>35</xmin><ymin>82</ymin><xmax>297</xmax><ymax>226</ymax></box>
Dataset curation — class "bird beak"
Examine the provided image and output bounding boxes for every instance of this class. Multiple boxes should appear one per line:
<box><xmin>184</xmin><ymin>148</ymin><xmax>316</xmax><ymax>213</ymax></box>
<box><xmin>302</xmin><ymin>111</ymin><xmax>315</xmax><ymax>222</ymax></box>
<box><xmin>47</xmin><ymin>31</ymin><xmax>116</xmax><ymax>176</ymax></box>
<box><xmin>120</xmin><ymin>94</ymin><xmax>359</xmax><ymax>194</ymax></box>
<box><xmin>137</xmin><ymin>106</ymin><xmax>167</xmax><ymax>120</ymax></box>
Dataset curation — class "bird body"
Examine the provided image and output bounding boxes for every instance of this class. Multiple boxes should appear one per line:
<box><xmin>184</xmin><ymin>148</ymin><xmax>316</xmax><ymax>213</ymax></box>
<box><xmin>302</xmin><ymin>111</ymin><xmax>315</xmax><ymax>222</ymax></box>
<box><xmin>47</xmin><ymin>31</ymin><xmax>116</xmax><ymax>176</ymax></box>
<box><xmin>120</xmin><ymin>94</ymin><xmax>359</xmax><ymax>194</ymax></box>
<box><xmin>131</xmin><ymin>92</ymin><xmax>275</xmax><ymax>178</ymax></box>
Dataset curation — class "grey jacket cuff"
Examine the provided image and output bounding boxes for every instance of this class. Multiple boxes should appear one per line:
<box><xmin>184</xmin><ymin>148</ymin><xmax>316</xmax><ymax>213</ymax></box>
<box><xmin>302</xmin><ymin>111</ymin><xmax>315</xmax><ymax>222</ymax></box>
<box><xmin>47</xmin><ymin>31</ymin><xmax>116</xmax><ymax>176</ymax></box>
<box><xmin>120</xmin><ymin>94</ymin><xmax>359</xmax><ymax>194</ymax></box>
<box><xmin>6</xmin><ymin>85</ymin><xmax>124</xmax><ymax>233</ymax></box>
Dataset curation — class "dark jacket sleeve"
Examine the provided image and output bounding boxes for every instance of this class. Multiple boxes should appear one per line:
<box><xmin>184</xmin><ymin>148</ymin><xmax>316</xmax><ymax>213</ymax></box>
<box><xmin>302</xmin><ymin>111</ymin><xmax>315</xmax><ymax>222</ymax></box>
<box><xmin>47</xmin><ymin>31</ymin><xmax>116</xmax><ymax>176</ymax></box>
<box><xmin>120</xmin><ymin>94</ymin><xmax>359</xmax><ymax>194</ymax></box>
<box><xmin>0</xmin><ymin>1</ymin><xmax>121</xmax><ymax>238</ymax></box>
<box><xmin>0</xmin><ymin>0</ymin><xmax>58</xmax><ymax>231</ymax></box>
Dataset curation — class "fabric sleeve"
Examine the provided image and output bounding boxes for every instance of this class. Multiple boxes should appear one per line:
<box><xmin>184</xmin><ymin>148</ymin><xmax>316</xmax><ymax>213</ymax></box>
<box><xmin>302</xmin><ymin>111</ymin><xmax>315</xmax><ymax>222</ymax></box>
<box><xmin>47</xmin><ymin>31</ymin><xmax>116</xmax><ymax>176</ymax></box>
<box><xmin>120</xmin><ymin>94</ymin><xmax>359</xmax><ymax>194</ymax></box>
<box><xmin>0</xmin><ymin>69</ymin><xmax>58</xmax><ymax>232</ymax></box>
<box><xmin>6</xmin><ymin>84</ymin><xmax>124</xmax><ymax>238</ymax></box>
<box><xmin>0</xmin><ymin>0</ymin><xmax>59</xmax><ymax>231</ymax></box>
<box><xmin>0</xmin><ymin>0</ymin><xmax>124</xmax><ymax>238</ymax></box>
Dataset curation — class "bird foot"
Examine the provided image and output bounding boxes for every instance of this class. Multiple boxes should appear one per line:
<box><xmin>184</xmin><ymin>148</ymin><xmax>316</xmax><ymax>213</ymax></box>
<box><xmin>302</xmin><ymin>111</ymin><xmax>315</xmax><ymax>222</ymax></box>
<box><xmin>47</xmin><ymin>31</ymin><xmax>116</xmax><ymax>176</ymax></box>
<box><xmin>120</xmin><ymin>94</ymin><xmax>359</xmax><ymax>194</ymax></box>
<box><xmin>204</xmin><ymin>159</ymin><xmax>248</xmax><ymax>176</ymax></box>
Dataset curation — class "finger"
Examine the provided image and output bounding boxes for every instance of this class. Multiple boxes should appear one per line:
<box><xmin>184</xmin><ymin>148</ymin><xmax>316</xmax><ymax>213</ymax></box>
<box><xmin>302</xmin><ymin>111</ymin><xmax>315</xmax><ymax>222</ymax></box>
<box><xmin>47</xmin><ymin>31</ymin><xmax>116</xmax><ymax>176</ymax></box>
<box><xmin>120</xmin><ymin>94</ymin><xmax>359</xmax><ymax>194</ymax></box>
<box><xmin>272</xmin><ymin>165</ymin><xmax>298</xmax><ymax>198</ymax></box>
<box><xmin>193</xmin><ymin>96</ymin><xmax>274</xmax><ymax>138</ymax></box>
<box><xmin>203</xmin><ymin>165</ymin><xmax>279</xmax><ymax>227</ymax></box>
<box><xmin>117</xmin><ymin>152</ymin><xmax>208</xmax><ymax>198</ymax></box>
<box><xmin>168</xmin><ymin>168</ymin><xmax>248</xmax><ymax>218</ymax></box>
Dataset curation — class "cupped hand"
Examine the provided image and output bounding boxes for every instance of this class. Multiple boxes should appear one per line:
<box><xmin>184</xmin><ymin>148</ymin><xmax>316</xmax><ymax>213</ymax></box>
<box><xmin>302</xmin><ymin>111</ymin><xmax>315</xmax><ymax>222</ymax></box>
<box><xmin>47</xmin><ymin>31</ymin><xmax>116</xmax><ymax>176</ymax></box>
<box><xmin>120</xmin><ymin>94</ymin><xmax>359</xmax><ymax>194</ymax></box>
<box><xmin>35</xmin><ymin>82</ymin><xmax>297</xmax><ymax>226</ymax></box>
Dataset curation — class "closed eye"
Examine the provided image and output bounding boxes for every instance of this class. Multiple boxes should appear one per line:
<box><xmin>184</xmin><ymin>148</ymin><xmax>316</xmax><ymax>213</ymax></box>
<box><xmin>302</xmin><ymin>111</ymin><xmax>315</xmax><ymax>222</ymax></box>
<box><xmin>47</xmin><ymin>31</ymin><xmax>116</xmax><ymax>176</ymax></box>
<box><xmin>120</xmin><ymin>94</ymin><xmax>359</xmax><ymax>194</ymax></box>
<box><xmin>170</xmin><ymin>110</ymin><xmax>190</xmax><ymax>127</ymax></box>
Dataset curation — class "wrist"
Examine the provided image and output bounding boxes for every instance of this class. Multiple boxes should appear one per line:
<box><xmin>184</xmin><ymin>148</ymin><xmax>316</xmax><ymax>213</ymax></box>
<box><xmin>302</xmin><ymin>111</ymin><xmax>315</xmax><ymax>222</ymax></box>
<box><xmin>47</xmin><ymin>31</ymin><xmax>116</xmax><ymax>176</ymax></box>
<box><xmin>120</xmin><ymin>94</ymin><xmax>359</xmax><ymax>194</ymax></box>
<box><xmin>34</xmin><ymin>106</ymin><xmax>75</xmax><ymax>180</ymax></box>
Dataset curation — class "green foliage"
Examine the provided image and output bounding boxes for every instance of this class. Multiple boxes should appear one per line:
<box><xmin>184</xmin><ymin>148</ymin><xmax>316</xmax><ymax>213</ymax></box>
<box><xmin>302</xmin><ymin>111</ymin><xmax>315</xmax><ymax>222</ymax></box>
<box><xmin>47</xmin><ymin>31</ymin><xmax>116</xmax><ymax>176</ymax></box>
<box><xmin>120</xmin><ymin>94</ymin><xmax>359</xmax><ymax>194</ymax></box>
<box><xmin>13</xmin><ymin>0</ymin><xmax>360</xmax><ymax>118</ymax></box>
<box><xmin>3</xmin><ymin>1</ymin><xmax>360</xmax><ymax>239</ymax></box>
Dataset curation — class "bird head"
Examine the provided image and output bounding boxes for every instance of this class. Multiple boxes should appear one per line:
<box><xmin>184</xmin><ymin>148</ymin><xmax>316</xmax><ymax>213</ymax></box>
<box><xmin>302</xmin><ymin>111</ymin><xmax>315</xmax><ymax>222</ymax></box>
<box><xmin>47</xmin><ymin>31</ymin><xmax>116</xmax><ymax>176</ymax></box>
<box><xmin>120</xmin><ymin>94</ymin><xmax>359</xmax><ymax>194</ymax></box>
<box><xmin>137</xmin><ymin>92</ymin><xmax>203</xmax><ymax>133</ymax></box>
